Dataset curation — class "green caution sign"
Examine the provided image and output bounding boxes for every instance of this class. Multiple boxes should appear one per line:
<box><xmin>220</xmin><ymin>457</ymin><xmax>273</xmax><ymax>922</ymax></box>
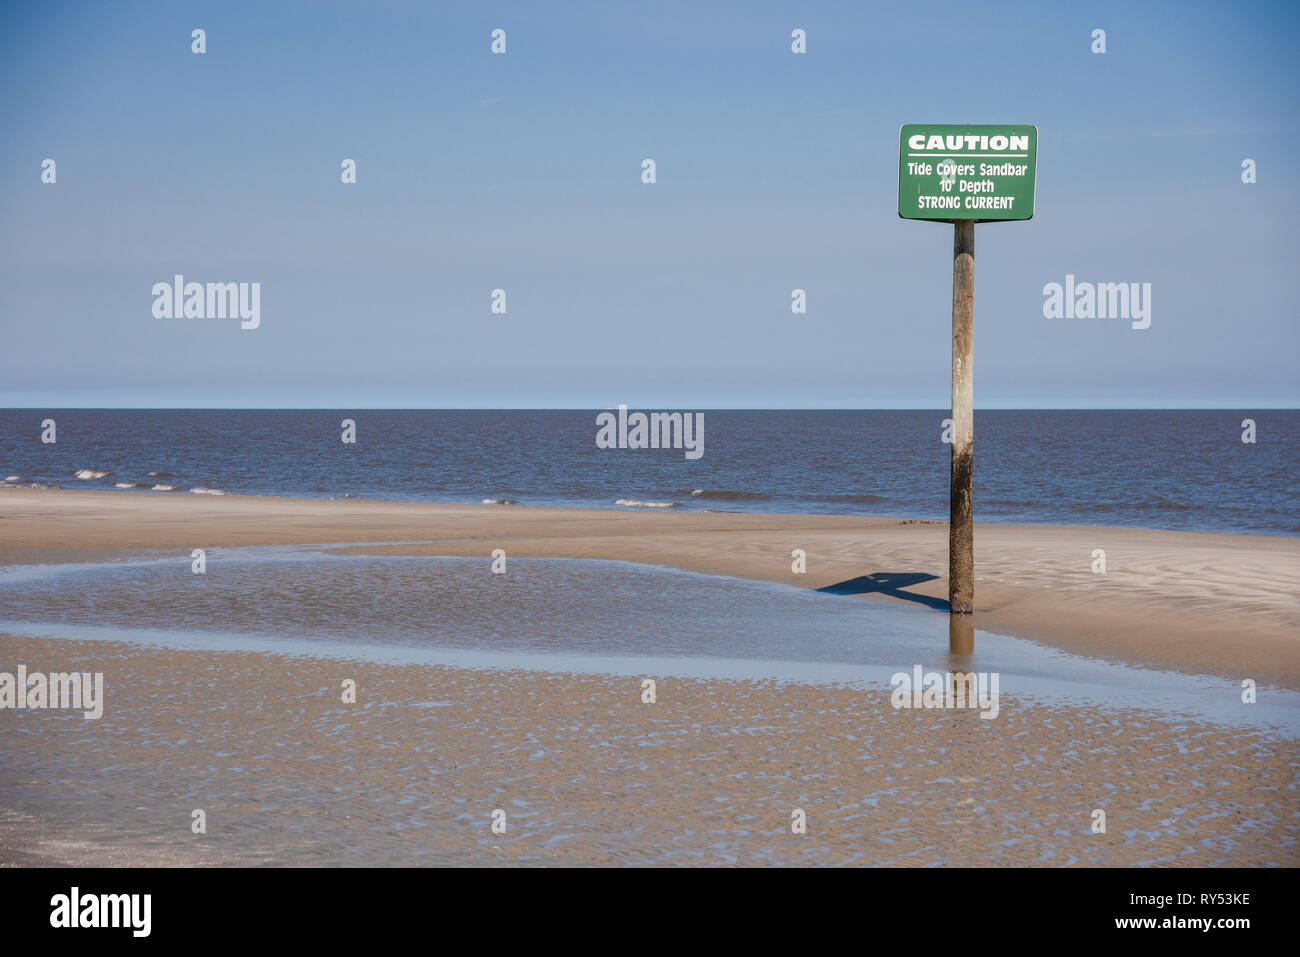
<box><xmin>898</xmin><ymin>124</ymin><xmax>1037</xmax><ymax>222</ymax></box>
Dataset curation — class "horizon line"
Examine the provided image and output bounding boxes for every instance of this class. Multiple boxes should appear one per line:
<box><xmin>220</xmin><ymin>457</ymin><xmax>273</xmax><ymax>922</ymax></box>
<box><xmin>1</xmin><ymin>406</ymin><xmax>1296</xmax><ymax>413</ymax></box>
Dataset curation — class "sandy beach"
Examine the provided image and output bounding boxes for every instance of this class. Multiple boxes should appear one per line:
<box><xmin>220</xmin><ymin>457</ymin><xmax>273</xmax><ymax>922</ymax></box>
<box><xmin>2</xmin><ymin>485</ymin><xmax>1298</xmax><ymax>866</ymax></box>
<box><xmin>4</xmin><ymin>635</ymin><xmax>1296</xmax><ymax>868</ymax></box>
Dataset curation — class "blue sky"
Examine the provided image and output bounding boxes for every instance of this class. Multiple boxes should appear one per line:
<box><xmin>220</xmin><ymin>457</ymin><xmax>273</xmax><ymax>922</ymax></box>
<box><xmin>1</xmin><ymin>0</ymin><xmax>1296</xmax><ymax>408</ymax></box>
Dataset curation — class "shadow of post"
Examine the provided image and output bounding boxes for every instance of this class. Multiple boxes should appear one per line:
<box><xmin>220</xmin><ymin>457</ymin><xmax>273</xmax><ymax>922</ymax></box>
<box><xmin>814</xmin><ymin>572</ymin><xmax>949</xmax><ymax>612</ymax></box>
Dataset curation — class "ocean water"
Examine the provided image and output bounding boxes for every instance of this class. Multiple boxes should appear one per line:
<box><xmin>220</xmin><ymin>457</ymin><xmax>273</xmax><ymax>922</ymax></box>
<box><xmin>0</xmin><ymin>409</ymin><xmax>1295</xmax><ymax>534</ymax></box>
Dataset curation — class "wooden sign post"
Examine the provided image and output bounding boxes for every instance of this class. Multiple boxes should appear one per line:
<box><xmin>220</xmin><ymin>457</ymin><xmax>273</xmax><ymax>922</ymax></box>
<box><xmin>949</xmin><ymin>219</ymin><xmax>975</xmax><ymax>613</ymax></box>
<box><xmin>898</xmin><ymin>124</ymin><xmax>1038</xmax><ymax>614</ymax></box>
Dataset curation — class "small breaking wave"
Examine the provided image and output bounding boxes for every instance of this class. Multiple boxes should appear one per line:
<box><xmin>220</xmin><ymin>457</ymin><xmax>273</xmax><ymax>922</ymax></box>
<box><xmin>74</xmin><ymin>469</ymin><xmax>111</xmax><ymax>480</ymax></box>
<box><xmin>190</xmin><ymin>487</ymin><xmax>226</xmax><ymax>495</ymax></box>
<box><xmin>148</xmin><ymin>471</ymin><xmax>174</xmax><ymax>478</ymax></box>
<box><xmin>151</xmin><ymin>484</ymin><xmax>179</xmax><ymax>491</ymax></box>
<box><xmin>481</xmin><ymin>498</ymin><xmax>517</xmax><ymax>505</ymax></box>
<box><xmin>615</xmin><ymin>498</ymin><xmax>678</xmax><ymax>508</ymax></box>
<box><xmin>684</xmin><ymin>488</ymin><xmax>771</xmax><ymax>502</ymax></box>
<box><xmin>114</xmin><ymin>481</ymin><xmax>151</xmax><ymax>489</ymax></box>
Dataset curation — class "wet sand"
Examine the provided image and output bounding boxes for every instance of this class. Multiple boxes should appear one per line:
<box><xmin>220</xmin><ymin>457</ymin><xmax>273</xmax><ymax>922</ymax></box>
<box><xmin>1</xmin><ymin>486</ymin><xmax>1297</xmax><ymax>866</ymax></box>
<box><xmin>3</xmin><ymin>636</ymin><xmax>1296</xmax><ymax>867</ymax></box>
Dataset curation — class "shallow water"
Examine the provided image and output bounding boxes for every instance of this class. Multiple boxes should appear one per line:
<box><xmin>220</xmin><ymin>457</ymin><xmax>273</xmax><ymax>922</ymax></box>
<box><xmin>0</xmin><ymin>545</ymin><xmax>1294</xmax><ymax>734</ymax></box>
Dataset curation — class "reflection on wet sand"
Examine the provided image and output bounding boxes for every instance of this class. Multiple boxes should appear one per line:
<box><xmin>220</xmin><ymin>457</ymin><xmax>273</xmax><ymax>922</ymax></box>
<box><xmin>948</xmin><ymin>613</ymin><xmax>975</xmax><ymax>658</ymax></box>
